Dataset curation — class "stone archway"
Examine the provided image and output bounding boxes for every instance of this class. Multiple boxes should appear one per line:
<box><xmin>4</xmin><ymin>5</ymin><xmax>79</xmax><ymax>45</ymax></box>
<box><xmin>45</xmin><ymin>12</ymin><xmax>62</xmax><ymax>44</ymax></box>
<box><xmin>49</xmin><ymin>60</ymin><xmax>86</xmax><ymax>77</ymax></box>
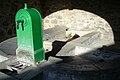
<box><xmin>43</xmin><ymin>9</ymin><xmax>114</xmax><ymax>47</ymax></box>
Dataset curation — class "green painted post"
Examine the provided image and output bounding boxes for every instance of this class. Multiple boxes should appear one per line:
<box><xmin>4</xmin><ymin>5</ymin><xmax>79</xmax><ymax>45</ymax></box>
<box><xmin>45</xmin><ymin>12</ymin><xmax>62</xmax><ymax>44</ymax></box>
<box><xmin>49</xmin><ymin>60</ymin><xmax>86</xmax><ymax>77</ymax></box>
<box><xmin>15</xmin><ymin>4</ymin><xmax>45</xmax><ymax>65</ymax></box>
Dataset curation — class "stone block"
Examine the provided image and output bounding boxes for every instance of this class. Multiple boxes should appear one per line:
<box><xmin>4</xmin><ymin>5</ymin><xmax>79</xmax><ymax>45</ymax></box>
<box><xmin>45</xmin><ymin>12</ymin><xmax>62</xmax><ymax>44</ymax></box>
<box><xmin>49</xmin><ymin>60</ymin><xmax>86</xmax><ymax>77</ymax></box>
<box><xmin>0</xmin><ymin>72</ymin><xmax>17</xmax><ymax>80</ymax></box>
<box><xmin>43</xmin><ymin>25</ymin><xmax>66</xmax><ymax>42</ymax></box>
<box><xmin>0</xmin><ymin>37</ymin><xmax>17</xmax><ymax>55</ymax></box>
<box><xmin>0</xmin><ymin>50</ymin><xmax>8</xmax><ymax>62</ymax></box>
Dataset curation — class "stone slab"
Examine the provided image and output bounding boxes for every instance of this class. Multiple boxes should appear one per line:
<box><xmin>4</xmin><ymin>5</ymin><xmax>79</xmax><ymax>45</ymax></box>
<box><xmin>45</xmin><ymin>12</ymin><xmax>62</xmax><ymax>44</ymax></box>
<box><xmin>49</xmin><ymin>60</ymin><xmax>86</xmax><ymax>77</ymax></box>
<box><xmin>15</xmin><ymin>57</ymin><xmax>63</xmax><ymax>80</ymax></box>
<box><xmin>56</xmin><ymin>32</ymin><xmax>101</xmax><ymax>56</ymax></box>
<box><xmin>43</xmin><ymin>25</ymin><xmax>67</xmax><ymax>42</ymax></box>
<box><xmin>0</xmin><ymin>50</ymin><xmax>8</xmax><ymax>62</ymax></box>
<box><xmin>0</xmin><ymin>37</ymin><xmax>17</xmax><ymax>55</ymax></box>
<box><xmin>0</xmin><ymin>72</ymin><xmax>17</xmax><ymax>80</ymax></box>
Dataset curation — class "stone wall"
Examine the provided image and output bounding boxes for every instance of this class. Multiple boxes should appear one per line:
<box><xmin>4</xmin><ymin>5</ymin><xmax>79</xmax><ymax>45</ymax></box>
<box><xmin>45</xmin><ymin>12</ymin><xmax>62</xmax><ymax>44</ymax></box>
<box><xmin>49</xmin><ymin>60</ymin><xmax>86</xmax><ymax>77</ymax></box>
<box><xmin>0</xmin><ymin>0</ymin><xmax>44</xmax><ymax>42</ymax></box>
<box><xmin>0</xmin><ymin>0</ymin><xmax>120</xmax><ymax>43</ymax></box>
<box><xmin>43</xmin><ymin>9</ymin><xmax>114</xmax><ymax>43</ymax></box>
<box><xmin>44</xmin><ymin>0</ymin><xmax>120</xmax><ymax>43</ymax></box>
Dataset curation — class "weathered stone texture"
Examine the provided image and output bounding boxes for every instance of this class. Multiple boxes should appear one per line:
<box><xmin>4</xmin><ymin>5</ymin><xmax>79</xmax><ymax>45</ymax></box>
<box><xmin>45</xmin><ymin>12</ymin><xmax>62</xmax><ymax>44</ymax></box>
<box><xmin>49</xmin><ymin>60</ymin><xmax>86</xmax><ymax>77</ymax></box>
<box><xmin>43</xmin><ymin>9</ymin><xmax>114</xmax><ymax>45</ymax></box>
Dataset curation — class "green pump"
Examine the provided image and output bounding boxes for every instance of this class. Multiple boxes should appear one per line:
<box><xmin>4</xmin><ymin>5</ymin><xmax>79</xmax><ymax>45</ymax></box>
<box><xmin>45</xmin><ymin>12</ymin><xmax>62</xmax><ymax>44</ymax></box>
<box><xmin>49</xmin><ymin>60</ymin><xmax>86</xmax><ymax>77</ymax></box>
<box><xmin>15</xmin><ymin>4</ymin><xmax>45</xmax><ymax>65</ymax></box>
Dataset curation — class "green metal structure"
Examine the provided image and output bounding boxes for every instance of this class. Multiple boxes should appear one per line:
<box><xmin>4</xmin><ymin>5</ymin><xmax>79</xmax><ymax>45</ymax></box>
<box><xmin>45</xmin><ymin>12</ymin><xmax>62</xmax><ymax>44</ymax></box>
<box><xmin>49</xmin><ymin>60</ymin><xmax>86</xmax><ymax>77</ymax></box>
<box><xmin>15</xmin><ymin>4</ymin><xmax>45</xmax><ymax>65</ymax></box>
